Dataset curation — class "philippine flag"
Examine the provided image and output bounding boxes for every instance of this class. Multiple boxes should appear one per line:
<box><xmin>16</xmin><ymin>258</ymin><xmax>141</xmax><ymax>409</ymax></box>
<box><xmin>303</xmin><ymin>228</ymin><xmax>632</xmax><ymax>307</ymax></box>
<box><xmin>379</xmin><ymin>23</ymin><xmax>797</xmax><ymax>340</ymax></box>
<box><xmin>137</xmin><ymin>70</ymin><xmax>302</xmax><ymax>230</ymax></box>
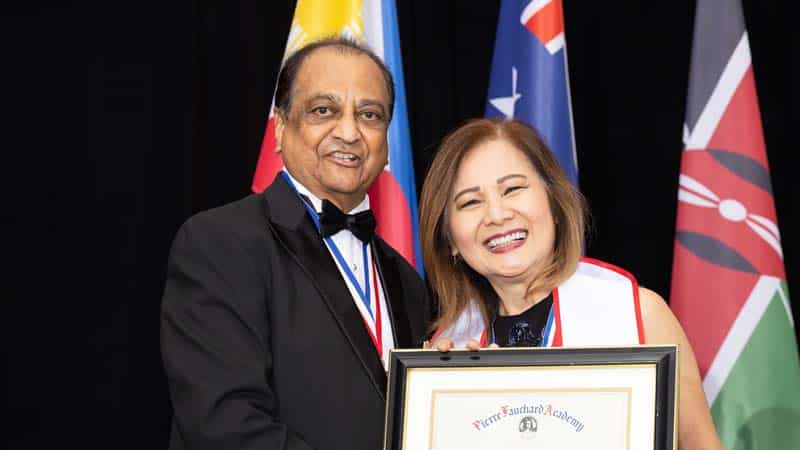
<box><xmin>485</xmin><ymin>0</ymin><xmax>578</xmax><ymax>184</ymax></box>
<box><xmin>251</xmin><ymin>0</ymin><xmax>422</xmax><ymax>272</ymax></box>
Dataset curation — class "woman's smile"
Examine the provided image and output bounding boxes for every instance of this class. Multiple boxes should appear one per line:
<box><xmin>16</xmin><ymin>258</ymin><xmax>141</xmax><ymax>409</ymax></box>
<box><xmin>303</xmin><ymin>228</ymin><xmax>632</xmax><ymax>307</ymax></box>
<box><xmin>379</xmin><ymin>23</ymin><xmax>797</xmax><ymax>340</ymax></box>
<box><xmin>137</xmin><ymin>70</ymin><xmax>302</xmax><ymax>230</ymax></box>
<box><xmin>447</xmin><ymin>138</ymin><xmax>556</xmax><ymax>284</ymax></box>
<box><xmin>483</xmin><ymin>229</ymin><xmax>528</xmax><ymax>253</ymax></box>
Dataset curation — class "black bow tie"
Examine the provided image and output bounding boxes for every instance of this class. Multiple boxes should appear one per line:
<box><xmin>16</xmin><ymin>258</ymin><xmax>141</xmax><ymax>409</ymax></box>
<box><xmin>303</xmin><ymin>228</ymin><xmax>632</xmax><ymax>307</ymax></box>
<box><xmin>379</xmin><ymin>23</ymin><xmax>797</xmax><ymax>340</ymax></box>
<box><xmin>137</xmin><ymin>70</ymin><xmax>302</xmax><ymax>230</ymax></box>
<box><xmin>318</xmin><ymin>199</ymin><xmax>376</xmax><ymax>243</ymax></box>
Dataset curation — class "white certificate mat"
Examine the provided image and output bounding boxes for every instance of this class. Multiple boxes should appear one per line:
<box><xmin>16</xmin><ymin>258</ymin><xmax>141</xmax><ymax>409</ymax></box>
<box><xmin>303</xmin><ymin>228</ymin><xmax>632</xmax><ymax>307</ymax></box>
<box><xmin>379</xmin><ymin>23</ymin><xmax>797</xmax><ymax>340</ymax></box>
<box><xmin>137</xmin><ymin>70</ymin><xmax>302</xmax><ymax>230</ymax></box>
<box><xmin>402</xmin><ymin>365</ymin><xmax>656</xmax><ymax>450</ymax></box>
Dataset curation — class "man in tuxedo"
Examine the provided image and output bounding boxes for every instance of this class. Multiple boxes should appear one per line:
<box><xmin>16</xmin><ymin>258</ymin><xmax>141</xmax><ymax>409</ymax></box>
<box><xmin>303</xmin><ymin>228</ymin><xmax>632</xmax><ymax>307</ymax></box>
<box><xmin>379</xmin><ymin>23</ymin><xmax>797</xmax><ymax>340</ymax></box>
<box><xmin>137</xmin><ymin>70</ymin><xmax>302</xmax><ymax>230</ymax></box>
<box><xmin>160</xmin><ymin>38</ymin><xmax>430</xmax><ymax>450</ymax></box>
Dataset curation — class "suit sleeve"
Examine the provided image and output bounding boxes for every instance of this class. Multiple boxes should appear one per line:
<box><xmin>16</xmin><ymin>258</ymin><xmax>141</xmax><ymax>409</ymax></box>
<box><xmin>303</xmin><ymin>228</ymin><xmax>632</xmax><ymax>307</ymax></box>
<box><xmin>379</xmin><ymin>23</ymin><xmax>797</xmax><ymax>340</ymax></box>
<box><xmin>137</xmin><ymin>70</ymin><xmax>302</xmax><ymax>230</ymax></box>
<box><xmin>401</xmin><ymin>256</ymin><xmax>435</xmax><ymax>346</ymax></box>
<box><xmin>160</xmin><ymin>216</ymin><xmax>313</xmax><ymax>450</ymax></box>
<box><xmin>421</xmin><ymin>277</ymin><xmax>435</xmax><ymax>342</ymax></box>
<box><xmin>411</xmin><ymin>271</ymin><xmax>435</xmax><ymax>345</ymax></box>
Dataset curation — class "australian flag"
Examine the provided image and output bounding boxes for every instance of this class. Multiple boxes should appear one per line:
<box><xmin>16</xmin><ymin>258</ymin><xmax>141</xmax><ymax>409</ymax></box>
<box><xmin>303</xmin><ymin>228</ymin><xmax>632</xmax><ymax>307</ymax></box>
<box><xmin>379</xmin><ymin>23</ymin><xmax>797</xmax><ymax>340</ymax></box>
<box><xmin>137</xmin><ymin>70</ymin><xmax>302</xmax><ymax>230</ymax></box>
<box><xmin>485</xmin><ymin>0</ymin><xmax>578</xmax><ymax>184</ymax></box>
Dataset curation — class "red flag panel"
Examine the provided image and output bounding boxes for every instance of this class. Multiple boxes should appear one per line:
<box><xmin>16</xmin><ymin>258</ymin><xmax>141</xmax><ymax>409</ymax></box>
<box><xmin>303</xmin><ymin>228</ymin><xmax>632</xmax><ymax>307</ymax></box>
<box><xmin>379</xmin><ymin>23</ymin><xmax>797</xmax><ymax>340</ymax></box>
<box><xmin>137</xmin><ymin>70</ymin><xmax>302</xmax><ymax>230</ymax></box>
<box><xmin>670</xmin><ymin>243</ymin><xmax>760</xmax><ymax>375</ymax></box>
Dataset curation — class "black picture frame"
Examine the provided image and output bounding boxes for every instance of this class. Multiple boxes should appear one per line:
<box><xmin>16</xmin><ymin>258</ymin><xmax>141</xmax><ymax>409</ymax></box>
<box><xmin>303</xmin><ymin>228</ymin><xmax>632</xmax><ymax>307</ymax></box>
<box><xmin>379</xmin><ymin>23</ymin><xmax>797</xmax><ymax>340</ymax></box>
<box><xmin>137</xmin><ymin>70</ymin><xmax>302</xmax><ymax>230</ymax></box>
<box><xmin>384</xmin><ymin>346</ymin><xmax>677</xmax><ymax>450</ymax></box>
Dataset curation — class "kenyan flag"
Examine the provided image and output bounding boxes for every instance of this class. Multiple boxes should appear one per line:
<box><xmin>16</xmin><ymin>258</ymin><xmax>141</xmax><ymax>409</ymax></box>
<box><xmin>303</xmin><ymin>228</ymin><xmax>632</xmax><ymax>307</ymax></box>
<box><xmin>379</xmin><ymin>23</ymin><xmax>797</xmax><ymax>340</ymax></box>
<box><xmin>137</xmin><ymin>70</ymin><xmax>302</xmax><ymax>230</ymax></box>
<box><xmin>670</xmin><ymin>1</ymin><xmax>800</xmax><ymax>449</ymax></box>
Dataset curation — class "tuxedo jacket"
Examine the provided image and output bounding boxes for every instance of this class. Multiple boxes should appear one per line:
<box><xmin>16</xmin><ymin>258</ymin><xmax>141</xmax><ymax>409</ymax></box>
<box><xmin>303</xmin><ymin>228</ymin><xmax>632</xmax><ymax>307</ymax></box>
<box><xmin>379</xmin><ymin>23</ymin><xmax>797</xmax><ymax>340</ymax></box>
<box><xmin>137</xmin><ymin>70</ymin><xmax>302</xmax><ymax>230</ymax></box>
<box><xmin>161</xmin><ymin>175</ymin><xmax>430</xmax><ymax>450</ymax></box>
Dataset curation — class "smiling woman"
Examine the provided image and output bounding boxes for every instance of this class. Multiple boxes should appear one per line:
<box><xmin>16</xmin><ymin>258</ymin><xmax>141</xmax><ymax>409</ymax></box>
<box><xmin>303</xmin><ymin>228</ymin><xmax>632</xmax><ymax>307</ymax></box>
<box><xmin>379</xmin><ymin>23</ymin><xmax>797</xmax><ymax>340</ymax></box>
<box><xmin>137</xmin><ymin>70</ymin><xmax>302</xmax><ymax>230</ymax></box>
<box><xmin>420</xmin><ymin>118</ymin><xmax>584</xmax><ymax>333</ymax></box>
<box><xmin>446</xmin><ymin>139</ymin><xmax>557</xmax><ymax>310</ymax></box>
<box><xmin>418</xmin><ymin>118</ymin><xmax>723</xmax><ymax>450</ymax></box>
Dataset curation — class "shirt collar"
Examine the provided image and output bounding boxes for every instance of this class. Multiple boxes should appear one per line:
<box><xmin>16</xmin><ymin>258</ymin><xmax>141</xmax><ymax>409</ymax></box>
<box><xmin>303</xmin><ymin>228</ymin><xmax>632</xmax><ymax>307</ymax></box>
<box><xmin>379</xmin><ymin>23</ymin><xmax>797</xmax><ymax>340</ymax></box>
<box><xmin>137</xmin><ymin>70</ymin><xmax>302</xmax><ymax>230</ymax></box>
<box><xmin>283</xmin><ymin>168</ymin><xmax>370</xmax><ymax>214</ymax></box>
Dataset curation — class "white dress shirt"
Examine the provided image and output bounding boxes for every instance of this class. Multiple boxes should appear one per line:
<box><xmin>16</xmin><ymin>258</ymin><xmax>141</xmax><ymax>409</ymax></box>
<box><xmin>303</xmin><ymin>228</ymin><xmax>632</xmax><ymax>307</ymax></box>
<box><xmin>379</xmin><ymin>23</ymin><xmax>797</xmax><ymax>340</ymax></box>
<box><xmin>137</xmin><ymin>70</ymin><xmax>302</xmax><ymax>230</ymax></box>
<box><xmin>284</xmin><ymin>170</ymin><xmax>395</xmax><ymax>369</ymax></box>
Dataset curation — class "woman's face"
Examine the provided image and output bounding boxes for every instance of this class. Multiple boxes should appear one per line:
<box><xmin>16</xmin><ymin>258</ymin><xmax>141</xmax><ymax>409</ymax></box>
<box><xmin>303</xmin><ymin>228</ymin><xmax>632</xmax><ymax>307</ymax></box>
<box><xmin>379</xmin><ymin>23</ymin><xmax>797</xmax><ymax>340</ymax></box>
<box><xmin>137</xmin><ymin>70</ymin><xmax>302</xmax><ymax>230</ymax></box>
<box><xmin>446</xmin><ymin>139</ymin><xmax>556</xmax><ymax>286</ymax></box>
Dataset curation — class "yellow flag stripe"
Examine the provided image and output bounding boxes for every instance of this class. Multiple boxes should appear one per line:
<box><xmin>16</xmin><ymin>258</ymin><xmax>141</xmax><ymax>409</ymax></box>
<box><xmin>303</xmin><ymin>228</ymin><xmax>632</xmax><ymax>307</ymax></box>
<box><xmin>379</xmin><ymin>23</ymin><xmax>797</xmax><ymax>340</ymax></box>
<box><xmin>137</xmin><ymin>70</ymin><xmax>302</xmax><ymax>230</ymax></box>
<box><xmin>287</xmin><ymin>0</ymin><xmax>364</xmax><ymax>54</ymax></box>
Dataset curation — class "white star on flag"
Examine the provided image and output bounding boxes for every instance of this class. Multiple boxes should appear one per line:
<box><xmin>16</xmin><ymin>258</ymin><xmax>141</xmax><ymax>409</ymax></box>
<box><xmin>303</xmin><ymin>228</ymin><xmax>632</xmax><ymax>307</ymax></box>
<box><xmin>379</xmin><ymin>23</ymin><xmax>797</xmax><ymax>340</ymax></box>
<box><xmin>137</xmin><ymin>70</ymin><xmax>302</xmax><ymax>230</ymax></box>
<box><xmin>488</xmin><ymin>66</ymin><xmax>521</xmax><ymax>118</ymax></box>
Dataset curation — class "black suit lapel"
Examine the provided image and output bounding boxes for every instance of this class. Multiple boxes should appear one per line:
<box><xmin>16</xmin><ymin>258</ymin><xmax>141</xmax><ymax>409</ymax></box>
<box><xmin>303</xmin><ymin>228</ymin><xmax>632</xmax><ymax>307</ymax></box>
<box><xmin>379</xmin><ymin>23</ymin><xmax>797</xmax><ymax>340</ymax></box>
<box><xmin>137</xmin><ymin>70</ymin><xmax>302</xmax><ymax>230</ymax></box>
<box><xmin>263</xmin><ymin>175</ymin><xmax>387</xmax><ymax>399</ymax></box>
<box><xmin>372</xmin><ymin>241</ymin><xmax>412</xmax><ymax>348</ymax></box>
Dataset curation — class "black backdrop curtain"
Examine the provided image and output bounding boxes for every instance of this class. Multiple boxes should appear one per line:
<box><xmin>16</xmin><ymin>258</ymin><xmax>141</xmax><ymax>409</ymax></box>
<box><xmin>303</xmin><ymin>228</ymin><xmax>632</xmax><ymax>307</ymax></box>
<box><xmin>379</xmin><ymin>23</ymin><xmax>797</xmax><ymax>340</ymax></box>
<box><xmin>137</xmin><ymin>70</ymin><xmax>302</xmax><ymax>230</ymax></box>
<box><xmin>8</xmin><ymin>1</ymin><xmax>797</xmax><ymax>448</ymax></box>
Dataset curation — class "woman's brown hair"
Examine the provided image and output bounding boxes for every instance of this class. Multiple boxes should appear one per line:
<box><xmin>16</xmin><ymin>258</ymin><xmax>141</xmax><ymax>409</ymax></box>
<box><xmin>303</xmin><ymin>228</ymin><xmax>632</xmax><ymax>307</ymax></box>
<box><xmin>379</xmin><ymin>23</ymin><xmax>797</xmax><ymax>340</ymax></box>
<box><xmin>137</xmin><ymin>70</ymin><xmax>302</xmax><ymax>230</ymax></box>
<box><xmin>419</xmin><ymin>118</ymin><xmax>587</xmax><ymax>333</ymax></box>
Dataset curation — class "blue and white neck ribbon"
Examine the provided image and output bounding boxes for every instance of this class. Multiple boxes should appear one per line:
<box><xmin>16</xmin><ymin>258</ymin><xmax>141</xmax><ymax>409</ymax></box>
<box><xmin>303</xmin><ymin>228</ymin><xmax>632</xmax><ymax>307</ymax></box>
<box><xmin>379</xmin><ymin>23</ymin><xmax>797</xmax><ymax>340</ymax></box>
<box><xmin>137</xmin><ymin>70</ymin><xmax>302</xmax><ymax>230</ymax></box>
<box><xmin>280</xmin><ymin>172</ymin><xmax>384</xmax><ymax>354</ymax></box>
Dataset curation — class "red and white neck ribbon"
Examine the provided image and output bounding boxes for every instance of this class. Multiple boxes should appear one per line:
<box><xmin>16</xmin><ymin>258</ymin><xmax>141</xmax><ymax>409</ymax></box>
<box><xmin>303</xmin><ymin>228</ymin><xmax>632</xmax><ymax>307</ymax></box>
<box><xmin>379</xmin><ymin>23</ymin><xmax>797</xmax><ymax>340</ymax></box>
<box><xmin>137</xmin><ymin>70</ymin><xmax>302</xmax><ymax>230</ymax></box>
<box><xmin>331</xmin><ymin>245</ymin><xmax>394</xmax><ymax>366</ymax></box>
<box><xmin>434</xmin><ymin>258</ymin><xmax>644</xmax><ymax>348</ymax></box>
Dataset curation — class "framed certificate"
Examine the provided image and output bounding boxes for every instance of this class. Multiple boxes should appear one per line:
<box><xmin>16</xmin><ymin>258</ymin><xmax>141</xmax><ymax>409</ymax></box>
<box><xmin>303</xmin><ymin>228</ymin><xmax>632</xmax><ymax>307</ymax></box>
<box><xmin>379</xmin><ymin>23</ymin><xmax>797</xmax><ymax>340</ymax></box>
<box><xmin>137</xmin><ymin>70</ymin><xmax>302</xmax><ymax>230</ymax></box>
<box><xmin>383</xmin><ymin>346</ymin><xmax>677</xmax><ymax>450</ymax></box>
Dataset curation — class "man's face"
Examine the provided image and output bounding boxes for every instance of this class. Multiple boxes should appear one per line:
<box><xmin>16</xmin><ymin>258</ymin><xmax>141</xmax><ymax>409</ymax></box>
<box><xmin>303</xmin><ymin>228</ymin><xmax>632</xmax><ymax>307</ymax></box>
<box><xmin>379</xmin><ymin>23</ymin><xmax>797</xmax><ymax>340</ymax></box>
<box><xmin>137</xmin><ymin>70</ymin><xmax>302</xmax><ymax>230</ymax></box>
<box><xmin>275</xmin><ymin>47</ymin><xmax>390</xmax><ymax>211</ymax></box>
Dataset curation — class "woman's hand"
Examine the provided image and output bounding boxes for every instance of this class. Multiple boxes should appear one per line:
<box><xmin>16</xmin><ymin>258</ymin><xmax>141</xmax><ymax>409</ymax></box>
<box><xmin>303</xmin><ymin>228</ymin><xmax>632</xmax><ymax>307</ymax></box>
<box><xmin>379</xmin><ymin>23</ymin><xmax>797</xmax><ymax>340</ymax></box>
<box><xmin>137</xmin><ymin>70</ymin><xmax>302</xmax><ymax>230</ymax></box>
<box><xmin>423</xmin><ymin>338</ymin><xmax>498</xmax><ymax>351</ymax></box>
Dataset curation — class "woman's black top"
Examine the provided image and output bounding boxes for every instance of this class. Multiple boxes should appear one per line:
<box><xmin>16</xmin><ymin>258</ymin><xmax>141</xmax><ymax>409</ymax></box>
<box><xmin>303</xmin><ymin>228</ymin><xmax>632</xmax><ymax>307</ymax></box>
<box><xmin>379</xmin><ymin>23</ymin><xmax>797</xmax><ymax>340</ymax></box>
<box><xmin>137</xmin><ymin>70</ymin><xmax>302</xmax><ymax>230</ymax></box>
<box><xmin>492</xmin><ymin>294</ymin><xmax>553</xmax><ymax>347</ymax></box>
